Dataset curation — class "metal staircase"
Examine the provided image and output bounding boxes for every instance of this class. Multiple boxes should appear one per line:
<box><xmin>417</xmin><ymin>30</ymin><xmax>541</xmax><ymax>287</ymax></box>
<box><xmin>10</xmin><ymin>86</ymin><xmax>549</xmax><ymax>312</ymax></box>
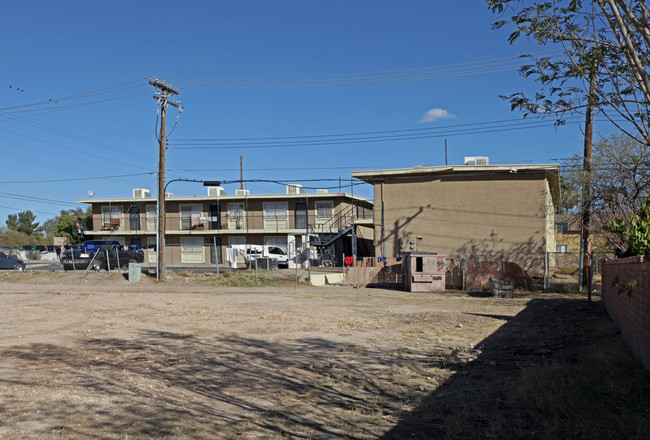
<box><xmin>310</xmin><ymin>206</ymin><xmax>361</xmax><ymax>265</ymax></box>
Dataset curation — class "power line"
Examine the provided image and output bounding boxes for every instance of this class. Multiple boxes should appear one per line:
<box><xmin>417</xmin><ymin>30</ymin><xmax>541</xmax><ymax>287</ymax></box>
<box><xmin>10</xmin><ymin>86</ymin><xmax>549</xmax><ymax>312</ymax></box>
<box><xmin>0</xmin><ymin>113</ymin><xmax>155</xmax><ymax>163</ymax></box>
<box><xmin>0</xmin><ymin>79</ymin><xmax>148</xmax><ymax>111</ymax></box>
<box><xmin>171</xmin><ymin>116</ymin><xmax>583</xmax><ymax>143</ymax></box>
<box><xmin>0</xmin><ymin>205</ymin><xmax>59</xmax><ymax>216</ymax></box>
<box><xmin>0</xmin><ymin>172</ymin><xmax>155</xmax><ymax>185</ymax></box>
<box><xmin>169</xmin><ymin>119</ymin><xmax>583</xmax><ymax>150</ymax></box>
<box><xmin>160</xmin><ymin>50</ymin><xmax>566</xmax><ymax>90</ymax></box>
<box><xmin>0</xmin><ymin>91</ymin><xmax>151</xmax><ymax>115</ymax></box>
<box><xmin>0</xmin><ymin>191</ymin><xmax>84</xmax><ymax>207</ymax></box>
<box><xmin>0</xmin><ymin>127</ymin><xmax>153</xmax><ymax>171</ymax></box>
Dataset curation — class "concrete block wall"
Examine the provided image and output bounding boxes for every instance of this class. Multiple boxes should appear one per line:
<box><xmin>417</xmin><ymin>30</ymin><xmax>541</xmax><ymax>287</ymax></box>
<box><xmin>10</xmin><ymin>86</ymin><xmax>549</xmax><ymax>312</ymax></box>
<box><xmin>601</xmin><ymin>256</ymin><xmax>650</xmax><ymax>371</ymax></box>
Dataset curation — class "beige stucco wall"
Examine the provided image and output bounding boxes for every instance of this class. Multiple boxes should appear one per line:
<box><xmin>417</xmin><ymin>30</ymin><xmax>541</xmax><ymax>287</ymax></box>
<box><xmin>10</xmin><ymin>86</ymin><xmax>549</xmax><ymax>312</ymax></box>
<box><xmin>372</xmin><ymin>172</ymin><xmax>552</xmax><ymax>274</ymax></box>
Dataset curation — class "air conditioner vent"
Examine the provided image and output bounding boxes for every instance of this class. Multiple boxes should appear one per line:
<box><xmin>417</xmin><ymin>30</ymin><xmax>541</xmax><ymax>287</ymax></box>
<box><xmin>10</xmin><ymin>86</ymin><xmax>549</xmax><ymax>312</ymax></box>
<box><xmin>133</xmin><ymin>188</ymin><xmax>152</xmax><ymax>199</ymax></box>
<box><xmin>286</xmin><ymin>184</ymin><xmax>305</xmax><ymax>194</ymax></box>
<box><xmin>316</xmin><ymin>189</ymin><xmax>328</xmax><ymax>194</ymax></box>
<box><xmin>235</xmin><ymin>189</ymin><xmax>250</xmax><ymax>196</ymax></box>
<box><xmin>165</xmin><ymin>192</ymin><xmax>173</xmax><ymax>198</ymax></box>
<box><xmin>207</xmin><ymin>186</ymin><xmax>226</xmax><ymax>197</ymax></box>
<box><xmin>464</xmin><ymin>156</ymin><xmax>489</xmax><ymax>166</ymax></box>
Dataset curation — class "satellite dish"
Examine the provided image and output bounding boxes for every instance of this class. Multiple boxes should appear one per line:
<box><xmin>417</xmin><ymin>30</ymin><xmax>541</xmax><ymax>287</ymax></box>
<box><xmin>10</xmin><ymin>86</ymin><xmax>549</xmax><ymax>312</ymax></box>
<box><xmin>88</xmin><ymin>190</ymin><xmax>95</xmax><ymax>197</ymax></box>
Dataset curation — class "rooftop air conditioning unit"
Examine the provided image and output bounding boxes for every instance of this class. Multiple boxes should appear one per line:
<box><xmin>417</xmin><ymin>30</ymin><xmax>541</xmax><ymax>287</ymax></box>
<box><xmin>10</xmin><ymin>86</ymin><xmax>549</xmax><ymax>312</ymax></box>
<box><xmin>464</xmin><ymin>156</ymin><xmax>489</xmax><ymax>166</ymax></box>
<box><xmin>235</xmin><ymin>189</ymin><xmax>250</xmax><ymax>196</ymax></box>
<box><xmin>133</xmin><ymin>188</ymin><xmax>151</xmax><ymax>199</ymax></box>
<box><xmin>287</xmin><ymin>184</ymin><xmax>305</xmax><ymax>194</ymax></box>
<box><xmin>316</xmin><ymin>189</ymin><xmax>328</xmax><ymax>194</ymax></box>
<box><xmin>207</xmin><ymin>186</ymin><xmax>226</xmax><ymax>197</ymax></box>
<box><xmin>165</xmin><ymin>192</ymin><xmax>173</xmax><ymax>198</ymax></box>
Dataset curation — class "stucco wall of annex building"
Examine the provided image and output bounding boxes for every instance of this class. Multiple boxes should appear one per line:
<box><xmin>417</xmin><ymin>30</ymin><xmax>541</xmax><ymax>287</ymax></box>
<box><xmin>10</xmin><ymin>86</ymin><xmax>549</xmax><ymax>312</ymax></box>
<box><xmin>355</xmin><ymin>166</ymin><xmax>558</xmax><ymax>275</ymax></box>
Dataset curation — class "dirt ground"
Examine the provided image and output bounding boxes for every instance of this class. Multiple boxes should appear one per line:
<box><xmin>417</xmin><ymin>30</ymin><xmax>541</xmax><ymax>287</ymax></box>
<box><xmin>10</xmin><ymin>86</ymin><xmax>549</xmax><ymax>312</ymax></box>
<box><xmin>0</xmin><ymin>270</ymin><xmax>644</xmax><ymax>439</ymax></box>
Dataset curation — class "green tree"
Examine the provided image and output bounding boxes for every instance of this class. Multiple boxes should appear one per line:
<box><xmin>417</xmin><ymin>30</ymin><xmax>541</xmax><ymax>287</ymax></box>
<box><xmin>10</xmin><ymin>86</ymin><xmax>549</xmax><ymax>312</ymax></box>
<box><xmin>561</xmin><ymin>133</ymin><xmax>650</xmax><ymax>249</ymax></box>
<box><xmin>605</xmin><ymin>199</ymin><xmax>650</xmax><ymax>256</ymax></box>
<box><xmin>487</xmin><ymin>0</ymin><xmax>650</xmax><ymax>143</ymax></box>
<box><xmin>0</xmin><ymin>228</ymin><xmax>48</xmax><ymax>247</ymax></box>
<box><xmin>5</xmin><ymin>210</ymin><xmax>43</xmax><ymax>236</ymax></box>
<box><xmin>43</xmin><ymin>208</ymin><xmax>92</xmax><ymax>245</ymax></box>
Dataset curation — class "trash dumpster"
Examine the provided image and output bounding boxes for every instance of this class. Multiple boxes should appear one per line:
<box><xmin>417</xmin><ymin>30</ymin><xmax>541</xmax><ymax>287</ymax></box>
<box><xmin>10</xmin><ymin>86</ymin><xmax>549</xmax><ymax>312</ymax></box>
<box><xmin>128</xmin><ymin>262</ymin><xmax>141</xmax><ymax>282</ymax></box>
<box><xmin>402</xmin><ymin>252</ymin><xmax>445</xmax><ymax>292</ymax></box>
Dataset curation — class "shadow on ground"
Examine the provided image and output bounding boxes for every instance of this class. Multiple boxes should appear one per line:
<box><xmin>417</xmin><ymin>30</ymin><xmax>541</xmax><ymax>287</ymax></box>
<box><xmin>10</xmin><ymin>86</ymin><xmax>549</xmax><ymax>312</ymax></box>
<box><xmin>1</xmin><ymin>296</ymin><xmax>648</xmax><ymax>439</ymax></box>
<box><xmin>381</xmin><ymin>297</ymin><xmax>650</xmax><ymax>440</ymax></box>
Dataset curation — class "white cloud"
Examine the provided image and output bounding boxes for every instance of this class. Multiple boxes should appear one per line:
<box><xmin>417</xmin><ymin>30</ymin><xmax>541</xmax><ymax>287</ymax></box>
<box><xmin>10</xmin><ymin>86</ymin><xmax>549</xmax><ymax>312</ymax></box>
<box><xmin>419</xmin><ymin>108</ymin><xmax>456</xmax><ymax>123</ymax></box>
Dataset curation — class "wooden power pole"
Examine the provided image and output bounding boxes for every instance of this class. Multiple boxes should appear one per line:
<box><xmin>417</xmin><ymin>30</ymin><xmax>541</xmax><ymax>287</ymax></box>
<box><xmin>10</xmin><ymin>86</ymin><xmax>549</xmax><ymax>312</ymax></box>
<box><xmin>582</xmin><ymin>72</ymin><xmax>596</xmax><ymax>303</ymax></box>
<box><xmin>150</xmin><ymin>79</ymin><xmax>179</xmax><ymax>280</ymax></box>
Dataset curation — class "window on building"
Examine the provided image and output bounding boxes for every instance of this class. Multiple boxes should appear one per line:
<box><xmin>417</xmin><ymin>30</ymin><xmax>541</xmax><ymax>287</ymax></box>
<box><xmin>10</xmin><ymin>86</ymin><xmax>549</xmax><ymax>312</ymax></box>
<box><xmin>316</xmin><ymin>201</ymin><xmax>333</xmax><ymax>218</ymax></box>
<box><xmin>101</xmin><ymin>205</ymin><xmax>122</xmax><ymax>229</ymax></box>
<box><xmin>180</xmin><ymin>205</ymin><xmax>202</xmax><ymax>230</ymax></box>
<box><xmin>228</xmin><ymin>203</ymin><xmax>245</xmax><ymax>230</ymax></box>
<box><xmin>264</xmin><ymin>202</ymin><xmax>287</xmax><ymax>219</ymax></box>
<box><xmin>128</xmin><ymin>206</ymin><xmax>140</xmax><ymax>231</ymax></box>
<box><xmin>556</xmin><ymin>245</ymin><xmax>567</xmax><ymax>254</ymax></box>
<box><xmin>557</xmin><ymin>223</ymin><xmax>569</xmax><ymax>234</ymax></box>
<box><xmin>146</xmin><ymin>205</ymin><xmax>156</xmax><ymax>231</ymax></box>
<box><xmin>181</xmin><ymin>237</ymin><xmax>204</xmax><ymax>263</ymax></box>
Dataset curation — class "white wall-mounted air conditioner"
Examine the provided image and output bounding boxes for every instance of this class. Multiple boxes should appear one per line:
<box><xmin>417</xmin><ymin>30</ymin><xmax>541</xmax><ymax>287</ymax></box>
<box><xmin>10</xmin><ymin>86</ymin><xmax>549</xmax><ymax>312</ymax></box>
<box><xmin>287</xmin><ymin>184</ymin><xmax>305</xmax><ymax>194</ymax></box>
<box><xmin>207</xmin><ymin>186</ymin><xmax>226</xmax><ymax>197</ymax></box>
<box><xmin>235</xmin><ymin>189</ymin><xmax>250</xmax><ymax>196</ymax></box>
<box><xmin>165</xmin><ymin>192</ymin><xmax>173</xmax><ymax>198</ymax></box>
<box><xmin>464</xmin><ymin>156</ymin><xmax>489</xmax><ymax>166</ymax></box>
<box><xmin>133</xmin><ymin>188</ymin><xmax>152</xmax><ymax>199</ymax></box>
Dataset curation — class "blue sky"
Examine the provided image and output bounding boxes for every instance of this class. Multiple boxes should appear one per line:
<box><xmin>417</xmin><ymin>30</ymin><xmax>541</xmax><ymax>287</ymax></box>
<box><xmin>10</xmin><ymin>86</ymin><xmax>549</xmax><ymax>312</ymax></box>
<box><xmin>0</xmin><ymin>1</ymin><xmax>612</xmax><ymax>226</ymax></box>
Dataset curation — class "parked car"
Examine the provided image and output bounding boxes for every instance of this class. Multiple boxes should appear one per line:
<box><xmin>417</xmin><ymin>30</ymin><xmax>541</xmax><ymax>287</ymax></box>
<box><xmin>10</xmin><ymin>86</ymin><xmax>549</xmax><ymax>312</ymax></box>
<box><xmin>60</xmin><ymin>240</ymin><xmax>144</xmax><ymax>271</ymax></box>
<box><xmin>243</xmin><ymin>246</ymin><xmax>289</xmax><ymax>268</ymax></box>
<box><xmin>0</xmin><ymin>252</ymin><xmax>25</xmax><ymax>271</ymax></box>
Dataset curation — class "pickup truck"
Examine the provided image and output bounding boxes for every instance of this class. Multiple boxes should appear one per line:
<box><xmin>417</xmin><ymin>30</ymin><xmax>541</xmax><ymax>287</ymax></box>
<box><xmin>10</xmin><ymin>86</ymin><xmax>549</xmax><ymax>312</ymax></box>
<box><xmin>242</xmin><ymin>246</ymin><xmax>289</xmax><ymax>268</ymax></box>
<box><xmin>60</xmin><ymin>240</ymin><xmax>144</xmax><ymax>271</ymax></box>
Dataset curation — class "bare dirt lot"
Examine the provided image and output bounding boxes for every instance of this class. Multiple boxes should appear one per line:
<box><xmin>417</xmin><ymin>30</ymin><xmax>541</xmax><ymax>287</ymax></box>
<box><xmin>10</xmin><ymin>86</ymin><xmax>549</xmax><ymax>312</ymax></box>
<box><xmin>0</xmin><ymin>270</ymin><xmax>648</xmax><ymax>439</ymax></box>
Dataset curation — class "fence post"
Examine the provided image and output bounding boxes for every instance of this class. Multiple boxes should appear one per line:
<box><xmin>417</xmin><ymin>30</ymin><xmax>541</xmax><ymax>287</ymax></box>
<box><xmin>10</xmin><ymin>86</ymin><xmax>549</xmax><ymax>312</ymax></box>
<box><xmin>213</xmin><ymin>237</ymin><xmax>220</xmax><ymax>275</ymax></box>
<box><xmin>545</xmin><ymin>251</ymin><xmax>549</xmax><ymax>292</ymax></box>
<box><xmin>295</xmin><ymin>250</ymin><xmax>299</xmax><ymax>292</ymax></box>
<box><xmin>461</xmin><ymin>255</ymin><xmax>467</xmax><ymax>291</ymax></box>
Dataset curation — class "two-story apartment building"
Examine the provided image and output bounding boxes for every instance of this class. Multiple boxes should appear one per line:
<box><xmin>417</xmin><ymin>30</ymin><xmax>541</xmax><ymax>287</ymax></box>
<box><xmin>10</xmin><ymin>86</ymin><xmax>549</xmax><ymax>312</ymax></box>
<box><xmin>77</xmin><ymin>186</ymin><xmax>373</xmax><ymax>267</ymax></box>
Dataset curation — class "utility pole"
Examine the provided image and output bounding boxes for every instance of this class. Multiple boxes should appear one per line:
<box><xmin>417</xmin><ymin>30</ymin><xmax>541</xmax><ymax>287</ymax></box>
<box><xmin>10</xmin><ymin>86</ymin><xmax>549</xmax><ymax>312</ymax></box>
<box><xmin>581</xmin><ymin>71</ymin><xmax>596</xmax><ymax>303</ymax></box>
<box><xmin>150</xmin><ymin>79</ymin><xmax>179</xmax><ymax>280</ymax></box>
<box><xmin>240</xmin><ymin>155</ymin><xmax>243</xmax><ymax>190</ymax></box>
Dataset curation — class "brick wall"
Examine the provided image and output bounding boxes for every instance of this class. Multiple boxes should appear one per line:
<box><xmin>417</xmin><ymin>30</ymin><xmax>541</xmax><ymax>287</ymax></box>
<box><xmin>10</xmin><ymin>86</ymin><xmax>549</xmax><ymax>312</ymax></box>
<box><xmin>601</xmin><ymin>256</ymin><xmax>650</xmax><ymax>371</ymax></box>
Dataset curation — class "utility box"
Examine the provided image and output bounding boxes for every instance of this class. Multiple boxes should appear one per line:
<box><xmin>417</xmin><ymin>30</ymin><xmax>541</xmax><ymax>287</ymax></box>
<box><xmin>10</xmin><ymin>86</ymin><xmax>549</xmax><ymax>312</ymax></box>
<box><xmin>128</xmin><ymin>262</ymin><xmax>141</xmax><ymax>282</ymax></box>
<box><xmin>402</xmin><ymin>252</ymin><xmax>446</xmax><ymax>292</ymax></box>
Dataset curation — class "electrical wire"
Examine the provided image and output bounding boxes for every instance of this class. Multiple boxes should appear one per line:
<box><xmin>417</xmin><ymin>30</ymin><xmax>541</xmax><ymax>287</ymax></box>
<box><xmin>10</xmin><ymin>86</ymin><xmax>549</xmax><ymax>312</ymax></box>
<box><xmin>0</xmin><ymin>205</ymin><xmax>58</xmax><ymax>216</ymax></box>
<box><xmin>0</xmin><ymin>113</ymin><xmax>155</xmax><ymax>163</ymax></box>
<box><xmin>169</xmin><ymin>119</ymin><xmax>582</xmax><ymax>150</ymax></box>
<box><xmin>160</xmin><ymin>50</ymin><xmax>567</xmax><ymax>90</ymax></box>
<box><xmin>0</xmin><ymin>172</ymin><xmax>155</xmax><ymax>185</ymax></box>
<box><xmin>0</xmin><ymin>92</ymin><xmax>151</xmax><ymax>115</ymax></box>
<box><xmin>170</xmin><ymin>116</ymin><xmax>583</xmax><ymax>143</ymax></box>
<box><xmin>0</xmin><ymin>79</ymin><xmax>148</xmax><ymax>111</ymax></box>
<box><xmin>0</xmin><ymin>127</ymin><xmax>153</xmax><ymax>171</ymax></box>
<box><xmin>0</xmin><ymin>191</ymin><xmax>84</xmax><ymax>207</ymax></box>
